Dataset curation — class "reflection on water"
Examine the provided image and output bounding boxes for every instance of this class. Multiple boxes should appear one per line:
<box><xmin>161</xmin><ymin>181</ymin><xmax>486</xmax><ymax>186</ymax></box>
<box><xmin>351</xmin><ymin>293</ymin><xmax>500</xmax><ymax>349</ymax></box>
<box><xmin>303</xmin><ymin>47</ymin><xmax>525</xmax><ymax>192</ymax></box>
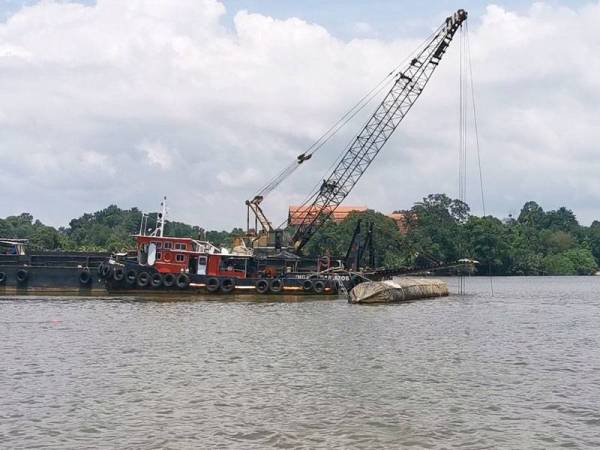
<box><xmin>1</xmin><ymin>277</ymin><xmax>600</xmax><ymax>448</ymax></box>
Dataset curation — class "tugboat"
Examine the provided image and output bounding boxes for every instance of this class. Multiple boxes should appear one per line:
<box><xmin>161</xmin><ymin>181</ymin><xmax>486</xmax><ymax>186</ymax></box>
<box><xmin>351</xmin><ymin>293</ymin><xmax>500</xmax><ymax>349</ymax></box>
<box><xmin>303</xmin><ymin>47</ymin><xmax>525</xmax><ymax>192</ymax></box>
<box><xmin>100</xmin><ymin>199</ymin><xmax>343</xmax><ymax>295</ymax></box>
<box><xmin>0</xmin><ymin>239</ymin><xmax>108</xmax><ymax>295</ymax></box>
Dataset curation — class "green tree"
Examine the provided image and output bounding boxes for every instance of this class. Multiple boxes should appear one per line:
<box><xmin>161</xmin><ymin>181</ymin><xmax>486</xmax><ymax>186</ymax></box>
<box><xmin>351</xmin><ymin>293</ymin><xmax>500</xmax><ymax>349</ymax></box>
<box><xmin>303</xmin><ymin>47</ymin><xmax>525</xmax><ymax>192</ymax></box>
<box><xmin>543</xmin><ymin>253</ymin><xmax>576</xmax><ymax>275</ymax></box>
<box><xmin>563</xmin><ymin>248</ymin><xmax>597</xmax><ymax>275</ymax></box>
<box><xmin>544</xmin><ymin>207</ymin><xmax>579</xmax><ymax>233</ymax></box>
<box><xmin>518</xmin><ymin>201</ymin><xmax>545</xmax><ymax>228</ymax></box>
<box><xmin>543</xmin><ymin>248</ymin><xmax>597</xmax><ymax>275</ymax></box>
<box><xmin>542</xmin><ymin>230</ymin><xmax>576</xmax><ymax>254</ymax></box>
<box><xmin>404</xmin><ymin>194</ymin><xmax>470</xmax><ymax>266</ymax></box>
<box><xmin>586</xmin><ymin>222</ymin><xmax>600</xmax><ymax>266</ymax></box>
<box><xmin>464</xmin><ymin>216</ymin><xmax>510</xmax><ymax>274</ymax></box>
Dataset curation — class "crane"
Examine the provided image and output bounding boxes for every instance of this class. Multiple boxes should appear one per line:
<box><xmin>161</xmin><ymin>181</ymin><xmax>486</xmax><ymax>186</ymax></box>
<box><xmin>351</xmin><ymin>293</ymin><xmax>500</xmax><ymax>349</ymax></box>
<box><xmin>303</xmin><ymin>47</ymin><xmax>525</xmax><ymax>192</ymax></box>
<box><xmin>246</xmin><ymin>9</ymin><xmax>467</xmax><ymax>254</ymax></box>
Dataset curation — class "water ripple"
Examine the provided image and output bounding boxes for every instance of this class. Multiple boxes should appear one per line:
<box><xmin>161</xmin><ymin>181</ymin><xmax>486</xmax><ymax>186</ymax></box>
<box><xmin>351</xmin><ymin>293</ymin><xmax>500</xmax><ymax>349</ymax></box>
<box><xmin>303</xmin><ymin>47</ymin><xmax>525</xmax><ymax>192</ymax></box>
<box><xmin>1</xmin><ymin>277</ymin><xmax>600</xmax><ymax>448</ymax></box>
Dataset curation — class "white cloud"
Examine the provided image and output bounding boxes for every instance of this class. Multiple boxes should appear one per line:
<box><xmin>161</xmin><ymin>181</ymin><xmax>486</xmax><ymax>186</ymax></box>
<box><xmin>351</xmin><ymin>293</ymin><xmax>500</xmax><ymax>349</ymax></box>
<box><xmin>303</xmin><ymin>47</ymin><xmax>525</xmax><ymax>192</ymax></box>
<box><xmin>137</xmin><ymin>140</ymin><xmax>175</xmax><ymax>170</ymax></box>
<box><xmin>0</xmin><ymin>1</ymin><xmax>599</xmax><ymax>229</ymax></box>
<box><xmin>217</xmin><ymin>167</ymin><xmax>260</xmax><ymax>188</ymax></box>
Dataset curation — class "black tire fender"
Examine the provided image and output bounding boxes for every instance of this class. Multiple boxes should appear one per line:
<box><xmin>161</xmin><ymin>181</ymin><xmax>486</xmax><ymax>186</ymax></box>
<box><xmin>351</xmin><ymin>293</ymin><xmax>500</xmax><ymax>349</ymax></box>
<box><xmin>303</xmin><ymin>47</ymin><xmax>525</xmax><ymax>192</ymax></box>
<box><xmin>269</xmin><ymin>279</ymin><xmax>283</xmax><ymax>293</ymax></box>
<box><xmin>16</xmin><ymin>269</ymin><xmax>28</xmax><ymax>284</ymax></box>
<box><xmin>125</xmin><ymin>269</ymin><xmax>137</xmax><ymax>285</ymax></box>
<box><xmin>255</xmin><ymin>279</ymin><xmax>269</xmax><ymax>294</ymax></box>
<box><xmin>163</xmin><ymin>273</ymin><xmax>176</xmax><ymax>288</ymax></box>
<box><xmin>79</xmin><ymin>270</ymin><xmax>91</xmax><ymax>285</ymax></box>
<box><xmin>302</xmin><ymin>279</ymin><xmax>313</xmax><ymax>292</ymax></box>
<box><xmin>113</xmin><ymin>267</ymin><xmax>125</xmax><ymax>281</ymax></box>
<box><xmin>221</xmin><ymin>278</ymin><xmax>235</xmax><ymax>293</ymax></box>
<box><xmin>151</xmin><ymin>273</ymin><xmax>163</xmax><ymax>288</ymax></box>
<box><xmin>176</xmin><ymin>273</ymin><xmax>190</xmax><ymax>289</ymax></box>
<box><xmin>137</xmin><ymin>271</ymin><xmax>150</xmax><ymax>288</ymax></box>
<box><xmin>313</xmin><ymin>280</ymin><xmax>325</xmax><ymax>294</ymax></box>
<box><xmin>206</xmin><ymin>277</ymin><xmax>220</xmax><ymax>292</ymax></box>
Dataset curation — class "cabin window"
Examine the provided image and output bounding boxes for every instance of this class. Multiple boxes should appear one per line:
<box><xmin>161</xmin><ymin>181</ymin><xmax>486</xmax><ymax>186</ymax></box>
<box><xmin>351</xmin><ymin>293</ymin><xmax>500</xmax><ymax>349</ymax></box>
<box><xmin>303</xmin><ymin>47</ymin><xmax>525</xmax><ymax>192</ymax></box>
<box><xmin>175</xmin><ymin>243</ymin><xmax>187</xmax><ymax>250</ymax></box>
<box><xmin>156</xmin><ymin>252</ymin><xmax>162</xmax><ymax>260</ymax></box>
<box><xmin>199</xmin><ymin>256</ymin><xmax>207</xmax><ymax>265</ymax></box>
<box><xmin>176</xmin><ymin>254</ymin><xmax>185</xmax><ymax>262</ymax></box>
<box><xmin>156</xmin><ymin>242</ymin><xmax>162</xmax><ymax>249</ymax></box>
<box><xmin>220</xmin><ymin>257</ymin><xmax>246</xmax><ymax>272</ymax></box>
<box><xmin>164</xmin><ymin>242</ymin><xmax>172</xmax><ymax>249</ymax></box>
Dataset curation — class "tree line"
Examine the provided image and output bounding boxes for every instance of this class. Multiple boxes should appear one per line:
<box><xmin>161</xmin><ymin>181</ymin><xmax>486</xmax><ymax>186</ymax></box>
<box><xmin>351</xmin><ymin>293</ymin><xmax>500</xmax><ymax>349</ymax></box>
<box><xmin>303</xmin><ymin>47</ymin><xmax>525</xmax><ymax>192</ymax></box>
<box><xmin>1</xmin><ymin>194</ymin><xmax>599</xmax><ymax>275</ymax></box>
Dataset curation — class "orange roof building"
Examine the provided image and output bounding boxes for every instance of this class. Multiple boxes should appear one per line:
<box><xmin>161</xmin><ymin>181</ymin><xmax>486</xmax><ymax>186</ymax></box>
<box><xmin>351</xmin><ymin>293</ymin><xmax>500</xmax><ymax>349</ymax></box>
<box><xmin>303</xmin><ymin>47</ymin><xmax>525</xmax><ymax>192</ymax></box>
<box><xmin>288</xmin><ymin>206</ymin><xmax>413</xmax><ymax>234</ymax></box>
<box><xmin>288</xmin><ymin>206</ymin><xmax>368</xmax><ymax>226</ymax></box>
<box><xmin>388</xmin><ymin>212</ymin><xmax>412</xmax><ymax>234</ymax></box>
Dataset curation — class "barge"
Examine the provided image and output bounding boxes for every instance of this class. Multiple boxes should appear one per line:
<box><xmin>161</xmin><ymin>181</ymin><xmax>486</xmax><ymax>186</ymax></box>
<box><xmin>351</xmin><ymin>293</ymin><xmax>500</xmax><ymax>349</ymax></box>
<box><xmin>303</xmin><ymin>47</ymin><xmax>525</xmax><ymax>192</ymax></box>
<box><xmin>0</xmin><ymin>239</ymin><xmax>108</xmax><ymax>295</ymax></box>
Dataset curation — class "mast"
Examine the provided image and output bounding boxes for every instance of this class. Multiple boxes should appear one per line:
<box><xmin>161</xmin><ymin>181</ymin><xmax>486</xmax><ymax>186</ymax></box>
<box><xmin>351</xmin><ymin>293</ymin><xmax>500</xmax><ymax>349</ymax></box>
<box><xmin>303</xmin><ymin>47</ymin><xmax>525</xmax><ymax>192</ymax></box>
<box><xmin>158</xmin><ymin>196</ymin><xmax>167</xmax><ymax>237</ymax></box>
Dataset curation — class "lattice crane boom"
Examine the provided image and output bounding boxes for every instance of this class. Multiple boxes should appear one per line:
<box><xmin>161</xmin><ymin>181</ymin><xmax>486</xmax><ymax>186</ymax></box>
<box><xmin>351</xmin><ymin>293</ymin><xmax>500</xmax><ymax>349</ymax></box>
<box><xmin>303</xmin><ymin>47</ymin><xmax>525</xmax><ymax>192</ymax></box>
<box><xmin>291</xmin><ymin>9</ymin><xmax>467</xmax><ymax>252</ymax></box>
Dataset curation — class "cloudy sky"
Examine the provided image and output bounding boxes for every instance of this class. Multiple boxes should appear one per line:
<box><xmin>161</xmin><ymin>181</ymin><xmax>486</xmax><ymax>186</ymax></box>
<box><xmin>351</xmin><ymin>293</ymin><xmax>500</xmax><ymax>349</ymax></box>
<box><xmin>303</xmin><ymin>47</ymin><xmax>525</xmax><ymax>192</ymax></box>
<box><xmin>0</xmin><ymin>0</ymin><xmax>599</xmax><ymax>230</ymax></box>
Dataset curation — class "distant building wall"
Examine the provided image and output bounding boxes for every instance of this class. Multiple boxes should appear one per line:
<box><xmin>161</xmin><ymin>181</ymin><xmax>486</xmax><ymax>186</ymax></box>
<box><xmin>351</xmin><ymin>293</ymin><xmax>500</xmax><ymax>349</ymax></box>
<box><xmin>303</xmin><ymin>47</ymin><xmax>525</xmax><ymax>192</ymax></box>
<box><xmin>288</xmin><ymin>205</ymin><xmax>412</xmax><ymax>234</ymax></box>
<box><xmin>288</xmin><ymin>206</ymin><xmax>368</xmax><ymax>226</ymax></box>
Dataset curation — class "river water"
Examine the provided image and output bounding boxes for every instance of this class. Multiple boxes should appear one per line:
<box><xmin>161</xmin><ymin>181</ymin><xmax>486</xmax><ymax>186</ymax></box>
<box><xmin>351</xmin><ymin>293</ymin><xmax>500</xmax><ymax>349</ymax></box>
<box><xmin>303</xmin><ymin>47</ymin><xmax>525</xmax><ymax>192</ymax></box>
<box><xmin>1</xmin><ymin>277</ymin><xmax>599</xmax><ymax>449</ymax></box>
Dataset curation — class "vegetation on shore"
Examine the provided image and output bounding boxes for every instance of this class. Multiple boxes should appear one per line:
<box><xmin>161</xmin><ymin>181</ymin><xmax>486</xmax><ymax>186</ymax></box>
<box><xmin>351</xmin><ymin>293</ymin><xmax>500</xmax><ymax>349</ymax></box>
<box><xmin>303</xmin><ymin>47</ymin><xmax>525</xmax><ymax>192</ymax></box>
<box><xmin>1</xmin><ymin>194</ymin><xmax>598</xmax><ymax>275</ymax></box>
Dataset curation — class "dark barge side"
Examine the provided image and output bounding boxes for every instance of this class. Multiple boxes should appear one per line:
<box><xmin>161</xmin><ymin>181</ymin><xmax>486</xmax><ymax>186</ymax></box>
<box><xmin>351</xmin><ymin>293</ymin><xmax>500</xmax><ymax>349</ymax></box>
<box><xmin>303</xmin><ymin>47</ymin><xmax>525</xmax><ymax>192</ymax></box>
<box><xmin>0</xmin><ymin>239</ymin><xmax>108</xmax><ymax>295</ymax></box>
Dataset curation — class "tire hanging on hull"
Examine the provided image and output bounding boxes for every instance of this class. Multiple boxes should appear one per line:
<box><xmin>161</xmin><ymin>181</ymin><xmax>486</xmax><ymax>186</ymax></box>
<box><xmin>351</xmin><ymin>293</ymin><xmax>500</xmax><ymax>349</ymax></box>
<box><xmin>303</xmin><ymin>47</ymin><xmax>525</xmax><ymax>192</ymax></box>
<box><xmin>79</xmin><ymin>270</ymin><xmax>91</xmax><ymax>286</ymax></box>
<box><xmin>269</xmin><ymin>279</ymin><xmax>283</xmax><ymax>293</ymax></box>
<box><xmin>151</xmin><ymin>273</ymin><xmax>163</xmax><ymax>288</ymax></box>
<box><xmin>137</xmin><ymin>272</ymin><xmax>150</xmax><ymax>288</ymax></box>
<box><xmin>177</xmin><ymin>273</ymin><xmax>190</xmax><ymax>289</ymax></box>
<box><xmin>255</xmin><ymin>279</ymin><xmax>269</xmax><ymax>294</ymax></box>
<box><xmin>16</xmin><ymin>269</ymin><xmax>28</xmax><ymax>285</ymax></box>
<box><xmin>163</xmin><ymin>273</ymin><xmax>176</xmax><ymax>288</ymax></box>
<box><xmin>206</xmin><ymin>277</ymin><xmax>219</xmax><ymax>292</ymax></box>
<box><xmin>126</xmin><ymin>270</ymin><xmax>137</xmax><ymax>285</ymax></box>
<box><xmin>113</xmin><ymin>267</ymin><xmax>125</xmax><ymax>282</ymax></box>
<box><xmin>221</xmin><ymin>278</ymin><xmax>235</xmax><ymax>293</ymax></box>
<box><xmin>313</xmin><ymin>280</ymin><xmax>325</xmax><ymax>294</ymax></box>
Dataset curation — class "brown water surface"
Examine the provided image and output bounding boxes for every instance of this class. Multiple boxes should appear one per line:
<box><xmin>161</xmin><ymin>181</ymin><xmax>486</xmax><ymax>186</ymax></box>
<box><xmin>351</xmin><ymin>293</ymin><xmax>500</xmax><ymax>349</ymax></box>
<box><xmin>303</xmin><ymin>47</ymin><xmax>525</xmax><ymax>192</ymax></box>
<box><xmin>1</xmin><ymin>277</ymin><xmax>599</xmax><ymax>448</ymax></box>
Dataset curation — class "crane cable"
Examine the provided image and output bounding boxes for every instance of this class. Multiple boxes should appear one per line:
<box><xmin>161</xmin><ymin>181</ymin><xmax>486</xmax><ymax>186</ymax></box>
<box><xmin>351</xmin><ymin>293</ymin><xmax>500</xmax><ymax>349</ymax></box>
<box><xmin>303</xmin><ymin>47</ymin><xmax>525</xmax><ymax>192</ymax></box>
<box><xmin>466</xmin><ymin>22</ymin><xmax>486</xmax><ymax>218</ymax></box>
<box><xmin>458</xmin><ymin>22</ymin><xmax>492</xmax><ymax>296</ymax></box>
<box><xmin>252</xmin><ymin>25</ymin><xmax>444</xmax><ymax>202</ymax></box>
<box><xmin>254</xmin><ymin>75</ymin><xmax>395</xmax><ymax>199</ymax></box>
<box><xmin>466</xmin><ymin>22</ymin><xmax>493</xmax><ymax>296</ymax></box>
<box><xmin>458</xmin><ymin>22</ymin><xmax>467</xmax><ymax>295</ymax></box>
<box><xmin>273</xmin><ymin>25</ymin><xmax>447</xmax><ymax>230</ymax></box>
